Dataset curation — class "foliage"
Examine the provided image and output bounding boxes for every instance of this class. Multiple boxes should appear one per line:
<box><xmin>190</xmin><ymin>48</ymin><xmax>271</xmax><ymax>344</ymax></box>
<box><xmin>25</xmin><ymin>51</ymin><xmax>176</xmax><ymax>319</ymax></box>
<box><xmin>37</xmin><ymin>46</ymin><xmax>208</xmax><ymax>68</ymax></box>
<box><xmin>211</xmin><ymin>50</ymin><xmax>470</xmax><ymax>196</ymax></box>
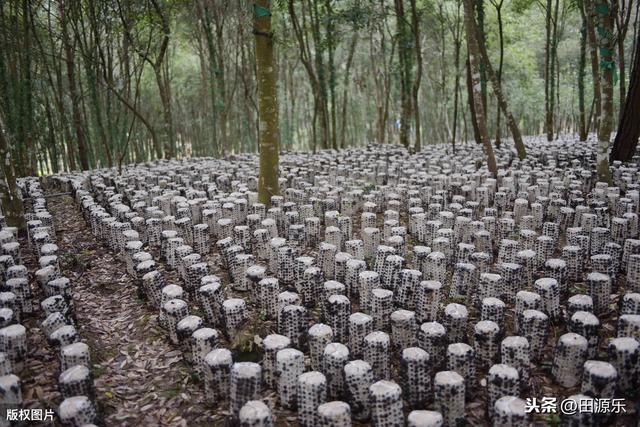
<box><xmin>0</xmin><ymin>0</ymin><xmax>636</xmax><ymax>175</ymax></box>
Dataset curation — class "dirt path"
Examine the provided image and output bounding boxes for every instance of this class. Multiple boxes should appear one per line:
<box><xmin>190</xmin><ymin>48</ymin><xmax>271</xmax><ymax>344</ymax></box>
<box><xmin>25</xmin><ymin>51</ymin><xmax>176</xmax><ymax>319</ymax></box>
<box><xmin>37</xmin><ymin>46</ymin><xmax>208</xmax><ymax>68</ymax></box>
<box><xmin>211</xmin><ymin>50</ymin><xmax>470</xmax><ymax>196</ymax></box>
<box><xmin>46</xmin><ymin>194</ymin><xmax>212</xmax><ymax>426</ymax></box>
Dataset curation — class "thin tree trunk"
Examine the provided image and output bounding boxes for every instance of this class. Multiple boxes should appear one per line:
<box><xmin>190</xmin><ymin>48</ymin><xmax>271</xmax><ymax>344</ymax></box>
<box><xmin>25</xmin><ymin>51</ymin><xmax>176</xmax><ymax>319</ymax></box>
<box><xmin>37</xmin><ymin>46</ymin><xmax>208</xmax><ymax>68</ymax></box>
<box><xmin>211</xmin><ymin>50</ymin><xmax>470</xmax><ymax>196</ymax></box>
<box><xmin>596</xmin><ymin>0</ymin><xmax>614</xmax><ymax>182</ymax></box>
<box><xmin>44</xmin><ymin>93</ymin><xmax>59</xmax><ymax>173</ymax></box>
<box><xmin>549</xmin><ymin>0</ymin><xmax>560</xmax><ymax>140</ymax></box>
<box><xmin>155</xmin><ymin>65</ymin><xmax>175</xmax><ymax>159</ymax></box>
<box><xmin>410</xmin><ymin>0</ymin><xmax>423</xmax><ymax>151</ymax></box>
<box><xmin>585</xmin><ymin>0</ymin><xmax>602</xmax><ymax>132</ymax></box>
<box><xmin>618</xmin><ymin>35</ymin><xmax>626</xmax><ymax>118</ymax></box>
<box><xmin>578</xmin><ymin>0</ymin><xmax>588</xmax><ymax>141</ymax></box>
<box><xmin>439</xmin><ymin>2</ymin><xmax>448</xmax><ymax>146</ymax></box>
<box><xmin>466</xmin><ymin>56</ymin><xmax>482</xmax><ymax>145</ymax></box>
<box><xmin>288</xmin><ymin>0</ymin><xmax>327</xmax><ymax>149</ymax></box>
<box><xmin>61</xmin><ymin>0</ymin><xmax>89</xmax><ymax>170</ymax></box>
<box><xmin>339</xmin><ymin>34</ymin><xmax>357</xmax><ymax>149</ymax></box>
<box><xmin>395</xmin><ymin>0</ymin><xmax>412</xmax><ymax>148</ymax></box>
<box><xmin>324</xmin><ymin>0</ymin><xmax>338</xmax><ymax>150</ymax></box>
<box><xmin>493</xmin><ymin>0</ymin><xmax>504</xmax><ymax>146</ymax></box>
<box><xmin>198</xmin><ymin>0</ymin><xmax>220</xmax><ymax>157</ymax></box>
<box><xmin>309</xmin><ymin>0</ymin><xmax>330</xmax><ymax>150</ymax></box>
<box><xmin>475</xmin><ymin>0</ymin><xmax>487</xmax><ymax>113</ymax></box>
<box><xmin>254</xmin><ymin>0</ymin><xmax>280</xmax><ymax>204</ymax></box>
<box><xmin>544</xmin><ymin>0</ymin><xmax>553</xmax><ymax>141</ymax></box>
<box><xmin>614</xmin><ymin>0</ymin><xmax>632</xmax><ymax>118</ymax></box>
<box><xmin>448</xmin><ymin>0</ymin><xmax>463</xmax><ymax>151</ymax></box>
<box><xmin>610</xmin><ymin>24</ymin><xmax>640</xmax><ymax>162</ymax></box>
<box><xmin>463</xmin><ymin>0</ymin><xmax>497</xmax><ymax>174</ymax></box>
<box><xmin>103</xmin><ymin>78</ymin><xmax>160</xmax><ymax>158</ymax></box>
<box><xmin>0</xmin><ymin>114</ymin><xmax>25</xmax><ymax>229</ymax></box>
<box><xmin>452</xmin><ymin>37</ymin><xmax>461</xmax><ymax>151</ymax></box>
<box><xmin>212</xmin><ymin>4</ymin><xmax>229</xmax><ymax>154</ymax></box>
<box><xmin>474</xmin><ymin>0</ymin><xmax>526</xmax><ymax>159</ymax></box>
<box><xmin>20</xmin><ymin>0</ymin><xmax>35</xmax><ymax>176</ymax></box>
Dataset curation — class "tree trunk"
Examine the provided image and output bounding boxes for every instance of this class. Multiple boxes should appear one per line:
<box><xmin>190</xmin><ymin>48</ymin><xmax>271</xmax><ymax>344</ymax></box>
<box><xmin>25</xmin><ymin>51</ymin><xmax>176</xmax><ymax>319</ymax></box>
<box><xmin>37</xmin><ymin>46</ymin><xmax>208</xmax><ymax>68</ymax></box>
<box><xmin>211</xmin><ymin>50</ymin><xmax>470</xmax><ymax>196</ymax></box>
<box><xmin>618</xmin><ymin>37</ymin><xmax>626</xmax><ymax>118</ymax></box>
<box><xmin>439</xmin><ymin>3</ymin><xmax>448</xmax><ymax>146</ymax></box>
<box><xmin>463</xmin><ymin>0</ymin><xmax>497</xmax><ymax>174</ymax></box>
<box><xmin>451</xmin><ymin>1</ymin><xmax>462</xmax><ymax>151</ymax></box>
<box><xmin>340</xmin><ymin>34</ymin><xmax>357</xmax><ymax>149</ymax></box>
<box><xmin>20</xmin><ymin>0</ymin><xmax>35</xmax><ymax>176</ymax></box>
<box><xmin>585</xmin><ymin>0</ymin><xmax>602</xmax><ymax>132</ymax></box>
<box><xmin>155</xmin><ymin>64</ymin><xmax>175</xmax><ymax>159</ymax></box>
<box><xmin>596</xmin><ymin>0</ymin><xmax>615</xmax><ymax>182</ymax></box>
<box><xmin>212</xmin><ymin>6</ymin><xmax>229</xmax><ymax>154</ymax></box>
<box><xmin>410</xmin><ymin>0</ymin><xmax>423</xmax><ymax>151</ymax></box>
<box><xmin>614</xmin><ymin>0</ymin><xmax>632</xmax><ymax>118</ymax></box>
<box><xmin>452</xmin><ymin>37</ymin><xmax>461</xmax><ymax>152</ymax></box>
<box><xmin>494</xmin><ymin>0</ymin><xmax>504</xmax><ymax>146</ymax></box>
<box><xmin>254</xmin><ymin>0</ymin><xmax>280</xmax><ymax>204</ymax></box>
<box><xmin>466</xmin><ymin>56</ymin><xmax>482</xmax><ymax>145</ymax></box>
<box><xmin>610</xmin><ymin>13</ymin><xmax>640</xmax><ymax>162</ymax></box>
<box><xmin>44</xmin><ymin>94</ymin><xmax>59</xmax><ymax>173</ymax></box>
<box><xmin>578</xmin><ymin>0</ymin><xmax>588</xmax><ymax>141</ymax></box>
<box><xmin>288</xmin><ymin>0</ymin><xmax>328</xmax><ymax>150</ymax></box>
<box><xmin>199</xmin><ymin>0</ymin><xmax>220</xmax><ymax>157</ymax></box>
<box><xmin>544</xmin><ymin>0</ymin><xmax>553</xmax><ymax>141</ymax></box>
<box><xmin>309</xmin><ymin>0</ymin><xmax>330</xmax><ymax>150</ymax></box>
<box><xmin>549</xmin><ymin>0</ymin><xmax>560</xmax><ymax>140</ymax></box>
<box><xmin>54</xmin><ymin>60</ymin><xmax>76</xmax><ymax>171</ymax></box>
<box><xmin>61</xmin><ymin>0</ymin><xmax>89</xmax><ymax>170</ymax></box>
<box><xmin>324</xmin><ymin>0</ymin><xmax>338</xmax><ymax>150</ymax></box>
<box><xmin>475</xmin><ymin>0</ymin><xmax>487</xmax><ymax>113</ymax></box>
<box><xmin>0</xmin><ymin>115</ymin><xmax>25</xmax><ymax>229</ymax></box>
<box><xmin>474</xmin><ymin>0</ymin><xmax>526</xmax><ymax>159</ymax></box>
<box><xmin>395</xmin><ymin>0</ymin><xmax>412</xmax><ymax>148</ymax></box>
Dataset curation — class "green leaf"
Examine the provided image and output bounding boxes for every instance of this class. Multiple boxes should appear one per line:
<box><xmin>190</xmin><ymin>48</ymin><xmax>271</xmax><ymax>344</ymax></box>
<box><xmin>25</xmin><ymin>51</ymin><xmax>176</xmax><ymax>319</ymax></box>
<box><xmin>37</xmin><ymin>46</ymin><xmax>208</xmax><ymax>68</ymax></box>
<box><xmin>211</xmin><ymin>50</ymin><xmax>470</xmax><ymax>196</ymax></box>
<box><xmin>253</xmin><ymin>4</ymin><xmax>271</xmax><ymax>17</ymax></box>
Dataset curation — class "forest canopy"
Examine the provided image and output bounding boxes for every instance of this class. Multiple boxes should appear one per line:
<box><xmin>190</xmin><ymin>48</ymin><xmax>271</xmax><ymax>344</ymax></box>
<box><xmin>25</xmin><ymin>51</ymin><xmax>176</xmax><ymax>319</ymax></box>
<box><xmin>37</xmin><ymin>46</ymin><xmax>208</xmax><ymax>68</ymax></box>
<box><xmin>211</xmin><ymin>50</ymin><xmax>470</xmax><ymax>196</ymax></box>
<box><xmin>0</xmin><ymin>0</ymin><xmax>638</xmax><ymax>175</ymax></box>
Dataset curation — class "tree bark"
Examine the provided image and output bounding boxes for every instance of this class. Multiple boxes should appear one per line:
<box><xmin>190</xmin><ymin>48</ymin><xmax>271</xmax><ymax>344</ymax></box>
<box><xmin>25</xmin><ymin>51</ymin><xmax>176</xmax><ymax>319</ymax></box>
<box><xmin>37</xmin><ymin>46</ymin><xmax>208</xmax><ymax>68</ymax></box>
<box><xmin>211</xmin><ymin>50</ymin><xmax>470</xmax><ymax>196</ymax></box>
<box><xmin>578</xmin><ymin>0</ymin><xmax>588</xmax><ymax>141</ymax></box>
<box><xmin>254</xmin><ymin>0</ymin><xmax>280</xmax><ymax>204</ymax></box>
<box><xmin>610</xmin><ymin>15</ymin><xmax>640</xmax><ymax>162</ymax></box>
<box><xmin>155</xmin><ymin>64</ymin><xmax>175</xmax><ymax>159</ymax></box>
<box><xmin>395</xmin><ymin>0</ymin><xmax>412</xmax><ymax>149</ymax></box>
<box><xmin>324</xmin><ymin>0</ymin><xmax>338</xmax><ymax>150</ymax></box>
<box><xmin>596</xmin><ymin>0</ymin><xmax>615</xmax><ymax>182</ymax></box>
<box><xmin>309</xmin><ymin>0</ymin><xmax>330</xmax><ymax>150</ymax></box>
<box><xmin>410</xmin><ymin>0</ymin><xmax>423</xmax><ymax>151</ymax></box>
<box><xmin>475</xmin><ymin>0</ymin><xmax>487</xmax><ymax>113</ymax></box>
<box><xmin>614</xmin><ymin>0</ymin><xmax>632</xmax><ymax>118</ymax></box>
<box><xmin>463</xmin><ymin>0</ymin><xmax>497</xmax><ymax>174</ymax></box>
<box><xmin>466</xmin><ymin>56</ymin><xmax>482</xmax><ymax>145</ymax></box>
<box><xmin>549</xmin><ymin>0</ymin><xmax>560</xmax><ymax>139</ymax></box>
<box><xmin>339</xmin><ymin>34</ymin><xmax>358</xmax><ymax>149</ymax></box>
<box><xmin>61</xmin><ymin>0</ymin><xmax>90</xmax><ymax>170</ymax></box>
<box><xmin>544</xmin><ymin>0</ymin><xmax>553</xmax><ymax>141</ymax></box>
<box><xmin>450</xmin><ymin>0</ymin><xmax>463</xmax><ymax>151</ymax></box>
<box><xmin>474</xmin><ymin>0</ymin><xmax>526</xmax><ymax>159</ymax></box>
<box><xmin>20</xmin><ymin>0</ymin><xmax>36</xmax><ymax>176</ymax></box>
<box><xmin>0</xmin><ymin>114</ymin><xmax>25</xmax><ymax>229</ymax></box>
<box><xmin>492</xmin><ymin>0</ymin><xmax>505</xmax><ymax>146</ymax></box>
<box><xmin>198</xmin><ymin>0</ymin><xmax>220</xmax><ymax>157</ymax></box>
<box><xmin>585</xmin><ymin>0</ymin><xmax>603</xmax><ymax>132</ymax></box>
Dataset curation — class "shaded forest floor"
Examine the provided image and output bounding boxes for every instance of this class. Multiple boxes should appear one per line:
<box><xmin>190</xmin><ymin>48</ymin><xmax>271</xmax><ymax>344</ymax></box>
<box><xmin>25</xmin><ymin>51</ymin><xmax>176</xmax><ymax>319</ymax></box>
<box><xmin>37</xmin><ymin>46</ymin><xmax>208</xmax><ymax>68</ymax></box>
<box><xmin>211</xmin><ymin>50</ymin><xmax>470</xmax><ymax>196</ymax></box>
<box><xmin>17</xmin><ymin>187</ymin><xmax>640</xmax><ymax>426</ymax></box>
